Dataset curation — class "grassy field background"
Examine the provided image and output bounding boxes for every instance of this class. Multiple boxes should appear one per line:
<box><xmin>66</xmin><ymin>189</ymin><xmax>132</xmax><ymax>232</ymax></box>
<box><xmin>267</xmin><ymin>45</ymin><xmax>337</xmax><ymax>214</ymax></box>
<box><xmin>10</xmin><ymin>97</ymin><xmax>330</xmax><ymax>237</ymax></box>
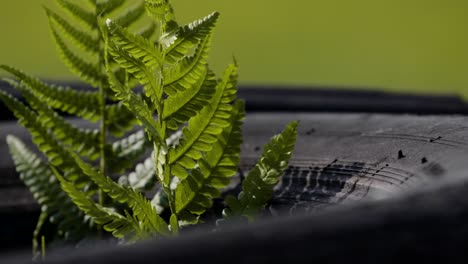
<box><xmin>1</xmin><ymin>0</ymin><xmax>467</xmax><ymax>96</ymax></box>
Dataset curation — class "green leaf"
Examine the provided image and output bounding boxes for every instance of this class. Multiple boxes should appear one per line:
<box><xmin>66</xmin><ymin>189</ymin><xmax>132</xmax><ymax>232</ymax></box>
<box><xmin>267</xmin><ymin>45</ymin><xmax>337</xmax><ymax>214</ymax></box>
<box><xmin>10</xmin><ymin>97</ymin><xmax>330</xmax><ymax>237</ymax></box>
<box><xmin>45</xmin><ymin>7</ymin><xmax>99</xmax><ymax>53</ymax></box>
<box><xmin>164</xmin><ymin>12</ymin><xmax>218</xmax><ymax>58</ymax></box>
<box><xmin>162</xmin><ymin>68</ymin><xmax>217</xmax><ymax>130</ymax></box>
<box><xmin>0</xmin><ymin>65</ymin><xmax>101</xmax><ymax>122</ymax></box>
<box><xmin>56</xmin><ymin>0</ymin><xmax>96</xmax><ymax>30</ymax></box>
<box><xmin>0</xmin><ymin>90</ymin><xmax>89</xmax><ymax>184</ymax></box>
<box><xmin>66</xmin><ymin>149</ymin><xmax>170</xmax><ymax>237</ymax></box>
<box><xmin>163</xmin><ymin>12</ymin><xmax>219</xmax><ymax>92</ymax></box>
<box><xmin>53</xmin><ymin>168</ymin><xmax>142</xmax><ymax>240</ymax></box>
<box><xmin>224</xmin><ymin>121</ymin><xmax>298</xmax><ymax>220</ymax></box>
<box><xmin>107</xmin><ymin>38</ymin><xmax>162</xmax><ymax>106</ymax></box>
<box><xmin>170</xmin><ymin>214</ymin><xmax>179</xmax><ymax>234</ymax></box>
<box><xmin>7</xmin><ymin>135</ymin><xmax>90</xmax><ymax>241</ymax></box>
<box><xmin>105</xmin><ymin>58</ymin><xmax>162</xmax><ymax>143</ymax></box>
<box><xmin>169</xmin><ymin>64</ymin><xmax>239</xmax><ymax>178</ymax></box>
<box><xmin>5</xmin><ymin>79</ymin><xmax>101</xmax><ymax>160</ymax></box>
<box><xmin>174</xmin><ymin>101</ymin><xmax>244</xmax><ymax>218</ymax></box>
<box><xmin>106</xmin><ymin>18</ymin><xmax>161</xmax><ymax>72</ymax></box>
<box><xmin>49</xmin><ymin>27</ymin><xmax>106</xmax><ymax>87</ymax></box>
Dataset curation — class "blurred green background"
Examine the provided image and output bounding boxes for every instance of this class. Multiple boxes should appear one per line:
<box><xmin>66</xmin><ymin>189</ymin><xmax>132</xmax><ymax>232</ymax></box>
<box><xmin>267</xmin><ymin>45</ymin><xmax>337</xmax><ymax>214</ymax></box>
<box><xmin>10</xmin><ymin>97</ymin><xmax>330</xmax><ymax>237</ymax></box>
<box><xmin>1</xmin><ymin>0</ymin><xmax>467</xmax><ymax>96</ymax></box>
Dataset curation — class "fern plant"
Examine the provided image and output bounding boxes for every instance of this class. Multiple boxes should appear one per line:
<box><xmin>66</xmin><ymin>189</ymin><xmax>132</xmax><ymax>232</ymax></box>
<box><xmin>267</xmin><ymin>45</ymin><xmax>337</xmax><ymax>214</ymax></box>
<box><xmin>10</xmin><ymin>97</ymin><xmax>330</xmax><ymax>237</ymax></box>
<box><xmin>1</xmin><ymin>0</ymin><xmax>298</xmax><ymax>252</ymax></box>
<box><xmin>2</xmin><ymin>0</ymin><xmax>156</xmax><ymax>254</ymax></box>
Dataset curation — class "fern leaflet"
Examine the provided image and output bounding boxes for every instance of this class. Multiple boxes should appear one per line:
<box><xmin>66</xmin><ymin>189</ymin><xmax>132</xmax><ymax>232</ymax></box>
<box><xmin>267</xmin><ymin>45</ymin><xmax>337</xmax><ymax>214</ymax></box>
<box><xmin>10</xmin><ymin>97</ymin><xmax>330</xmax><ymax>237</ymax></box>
<box><xmin>224</xmin><ymin>121</ymin><xmax>298</xmax><ymax>220</ymax></box>
<box><xmin>50</xmin><ymin>28</ymin><xmax>106</xmax><ymax>88</ymax></box>
<box><xmin>4</xmin><ymin>79</ymin><xmax>102</xmax><ymax>160</ymax></box>
<box><xmin>56</xmin><ymin>0</ymin><xmax>96</xmax><ymax>30</ymax></box>
<box><xmin>175</xmin><ymin>100</ymin><xmax>244</xmax><ymax>219</ymax></box>
<box><xmin>7</xmin><ymin>136</ymin><xmax>90</xmax><ymax>242</ymax></box>
<box><xmin>65</xmin><ymin>150</ymin><xmax>170</xmax><ymax>237</ymax></box>
<box><xmin>0</xmin><ymin>91</ymin><xmax>88</xmax><ymax>185</ymax></box>
<box><xmin>45</xmin><ymin>7</ymin><xmax>99</xmax><ymax>54</ymax></box>
<box><xmin>0</xmin><ymin>65</ymin><xmax>102</xmax><ymax>122</ymax></box>
<box><xmin>169</xmin><ymin>64</ymin><xmax>239</xmax><ymax>179</ymax></box>
<box><xmin>53</xmin><ymin>169</ymin><xmax>143</xmax><ymax>240</ymax></box>
<box><xmin>163</xmin><ymin>69</ymin><xmax>216</xmax><ymax>130</ymax></box>
<box><xmin>163</xmin><ymin>12</ymin><xmax>218</xmax><ymax>97</ymax></box>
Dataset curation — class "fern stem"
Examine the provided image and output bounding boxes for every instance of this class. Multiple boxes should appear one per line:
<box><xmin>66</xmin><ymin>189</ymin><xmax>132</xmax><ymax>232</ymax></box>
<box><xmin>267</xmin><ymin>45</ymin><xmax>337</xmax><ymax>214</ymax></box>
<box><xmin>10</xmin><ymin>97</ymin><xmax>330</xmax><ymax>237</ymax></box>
<box><xmin>41</xmin><ymin>236</ymin><xmax>46</xmax><ymax>262</ymax></box>
<box><xmin>32</xmin><ymin>211</ymin><xmax>47</xmax><ymax>259</ymax></box>
<box><xmin>97</xmin><ymin>4</ymin><xmax>108</xmax><ymax>237</ymax></box>
<box><xmin>153</xmin><ymin>1</ymin><xmax>178</xmax><ymax>233</ymax></box>
<box><xmin>98</xmin><ymin>54</ymin><xmax>107</xmax><ymax>207</ymax></box>
<box><xmin>98</xmin><ymin>90</ymin><xmax>107</xmax><ymax>207</ymax></box>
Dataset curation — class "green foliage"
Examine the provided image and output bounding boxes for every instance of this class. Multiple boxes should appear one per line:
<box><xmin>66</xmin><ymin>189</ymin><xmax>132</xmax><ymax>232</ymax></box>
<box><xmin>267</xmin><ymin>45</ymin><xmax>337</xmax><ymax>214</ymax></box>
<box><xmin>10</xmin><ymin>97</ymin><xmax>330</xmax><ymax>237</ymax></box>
<box><xmin>1</xmin><ymin>0</ymin><xmax>298</xmax><ymax>251</ymax></box>
<box><xmin>223</xmin><ymin>121</ymin><xmax>298</xmax><ymax>220</ymax></box>
<box><xmin>0</xmin><ymin>0</ymin><xmax>153</xmax><ymax>251</ymax></box>
<box><xmin>6</xmin><ymin>135</ymin><xmax>90</xmax><ymax>249</ymax></box>
<box><xmin>55</xmin><ymin>150</ymin><xmax>170</xmax><ymax>239</ymax></box>
<box><xmin>174</xmin><ymin>100</ymin><xmax>245</xmax><ymax>221</ymax></box>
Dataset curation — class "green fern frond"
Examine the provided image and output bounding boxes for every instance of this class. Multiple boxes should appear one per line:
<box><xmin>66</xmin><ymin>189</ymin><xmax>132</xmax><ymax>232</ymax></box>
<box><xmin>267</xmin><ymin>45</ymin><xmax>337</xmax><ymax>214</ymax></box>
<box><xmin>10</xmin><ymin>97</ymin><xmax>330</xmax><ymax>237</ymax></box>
<box><xmin>168</xmin><ymin>64</ymin><xmax>239</xmax><ymax>179</ymax></box>
<box><xmin>105</xmin><ymin>59</ymin><xmax>162</xmax><ymax>142</ymax></box>
<box><xmin>162</xmin><ymin>12</ymin><xmax>218</xmax><ymax>100</ymax></box>
<box><xmin>1</xmin><ymin>0</ymin><xmax>300</xmax><ymax>247</ymax></box>
<box><xmin>163</xmin><ymin>41</ymin><xmax>211</xmax><ymax>96</ymax></box>
<box><xmin>164</xmin><ymin>12</ymin><xmax>219</xmax><ymax>62</ymax></box>
<box><xmin>106</xmin><ymin>19</ymin><xmax>161</xmax><ymax>70</ymax></box>
<box><xmin>0</xmin><ymin>65</ymin><xmax>102</xmax><ymax>122</ymax></box>
<box><xmin>65</xmin><ymin>150</ymin><xmax>170</xmax><ymax>237</ymax></box>
<box><xmin>174</xmin><ymin>100</ymin><xmax>244</xmax><ymax>218</ymax></box>
<box><xmin>6</xmin><ymin>136</ymin><xmax>90</xmax><ymax>241</ymax></box>
<box><xmin>56</xmin><ymin>0</ymin><xmax>96</xmax><ymax>29</ymax></box>
<box><xmin>45</xmin><ymin>7</ymin><xmax>99</xmax><ymax>54</ymax></box>
<box><xmin>53</xmin><ymin>168</ymin><xmax>142</xmax><ymax>240</ymax></box>
<box><xmin>0</xmin><ymin>91</ymin><xmax>88</xmax><ymax>185</ymax></box>
<box><xmin>4</xmin><ymin>79</ymin><xmax>101</xmax><ymax>160</ymax></box>
<box><xmin>202</xmin><ymin>100</ymin><xmax>244</xmax><ymax>182</ymax></box>
<box><xmin>0</xmin><ymin>65</ymin><xmax>100</xmax><ymax>122</ymax></box>
<box><xmin>50</xmin><ymin>28</ymin><xmax>106</xmax><ymax>87</ymax></box>
<box><xmin>224</xmin><ymin>121</ymin><xmax>299</xmax><ymax>220</ymax></box>
<box><xmin>107</xmin><ymin>39</ymin><xmax>162</xmax><ymax>105</ymax></box>
<box><xmin>162</xmin><ymin>68</ymin><xmax>216</xmax><ymax>130</ymax></box>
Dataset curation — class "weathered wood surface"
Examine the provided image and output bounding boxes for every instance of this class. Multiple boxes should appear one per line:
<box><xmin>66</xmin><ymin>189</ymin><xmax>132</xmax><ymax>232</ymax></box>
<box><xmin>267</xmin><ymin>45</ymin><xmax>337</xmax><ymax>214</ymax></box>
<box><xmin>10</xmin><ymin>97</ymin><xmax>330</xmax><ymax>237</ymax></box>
<box><xmin>2</xmin><ymin>112</ymin><xmax>468</xmax><ymax>214</ymax></box>
<box><xmin>3</xmin><ymin>112</ymin><xmax>468</xmax><ymax>262</ymax></box>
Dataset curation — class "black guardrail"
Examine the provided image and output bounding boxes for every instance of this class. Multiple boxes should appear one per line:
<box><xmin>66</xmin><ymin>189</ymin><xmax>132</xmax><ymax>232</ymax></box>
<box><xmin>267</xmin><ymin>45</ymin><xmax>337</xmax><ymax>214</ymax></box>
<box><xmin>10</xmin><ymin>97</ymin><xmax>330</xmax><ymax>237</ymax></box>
<box><xmin>1</xmin><ymin>82</ymin><xmax>467</xmax><ymax>121</ymax></box>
